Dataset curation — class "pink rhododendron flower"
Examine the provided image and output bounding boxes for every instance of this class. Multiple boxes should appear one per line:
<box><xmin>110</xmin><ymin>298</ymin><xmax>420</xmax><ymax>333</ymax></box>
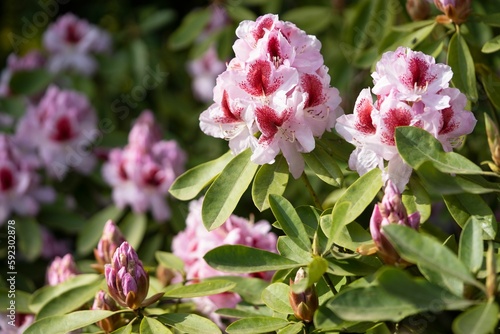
<box><xmin>15</xmin><ymin>85</ymin><xmax>98</xmax><ymax>179</ymax></box>
<box><xmin>172</xmin><ymin>197</ymin><xmax>277</xmax><ymax>327</ymax></box>
<box><xmin>102</xmin><ymin>110</ymin><xmax>186</xmax><ymax>222</ymax></box>
<box><xmin>335</xmin><ymin>47</ymin><xmax>476</xmax><ymax>191</ymax></box>
<box><xmin>43</xmin><ymin>13</ymin><xmax>111</xmax><ymax>75</ymax></box>
<box><xmin>0</xmin><ymin>135</ymin><xmax>55</xmax><ymax>224</ymax></box>
<box><xmin>46</xmin><ymin>253</ymin><xmax>80</xmax><ymax>286</ymax></box>
<box><xmin>0</xmin><ymin>50</ymin><xmax>46</xmax><ymax>97</ymax></box>
<box><xmin>0</xmin><ymin>313</ymin><xmax>34</xmax><ymax>334</ymax></box>
<box><xmin>200</xmin><ymin>14</ymin><xmax>343</xmax><ymax>178</ymax></box>
<box><xmin>40</xmin><ymin>226</ymin><xmax>72</xmax><ymax>260</ymax></box>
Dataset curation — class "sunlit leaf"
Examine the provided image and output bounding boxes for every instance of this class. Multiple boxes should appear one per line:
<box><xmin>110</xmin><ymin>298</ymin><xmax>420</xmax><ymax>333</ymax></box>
<box><xmin>252</xmin><ymin>155</ymin><xmax>289</xmax><ymax>211</ymax></box>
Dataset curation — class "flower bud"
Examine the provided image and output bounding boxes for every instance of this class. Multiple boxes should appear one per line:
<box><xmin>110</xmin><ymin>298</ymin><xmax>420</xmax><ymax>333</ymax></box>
<box><xmin>93</xmin><ymin>220</ymin><xmax>126</xmax><ymax>272</ymax></box>
<box><xmin>288</xmin><ymin>268</ymin><xmax>318</xmax><ymax>323</ymax></box>
<box><xmin>92</xmin><ymin>290</ymin><xmax>120</xmax><ymax>333</ymax></box>
<box><xmin>46</xmin><ymin>253</ymin><xmax>80</xmax><ymax>286</ymax></box>
<box><xmin>406</xmin><ymin>0</ymin><xmax>431</xmax><ymax>21</ymax></box>
<box><xmin>433</xmin><ymin>0</ymin><xmax>471</xmax><ymax>24</ymax></box>
<box><xmin>104</xmin><ymin>242</ymin><xmax>149</xmax><ymax>310</ymax></box>
<box><xmin>369</xmin><ymin>180</ymin><xmax>420</xmax><ymax>266</ymax></box>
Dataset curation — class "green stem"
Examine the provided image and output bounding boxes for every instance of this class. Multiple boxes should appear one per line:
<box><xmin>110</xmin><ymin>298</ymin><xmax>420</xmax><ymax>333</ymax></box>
<box><xmin>300</xmin><ymin>172</ymin><xmax>323</xmax><ymax>210</ymax></box>
<box><xmin>322</xmin><ymin>273</ymin><xmax>338</xmax><ymax>295</ymax></box>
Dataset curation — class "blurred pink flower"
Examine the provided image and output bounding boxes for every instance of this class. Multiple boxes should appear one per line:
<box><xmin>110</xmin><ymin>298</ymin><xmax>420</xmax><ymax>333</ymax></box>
<box><xmin>0</xmin><ymin>50</ymin><xmax>46</xmax><ymax>97</ymax></box>
<box><xmin>335</xmin><ymin>47</ymin><xmax>476</xmax><ymax>191</ymax></box>
<box><xmin>0</xmin><ymin>313</ymin><xmax>34</xmax><ymax>334</ymax></box>
<box><xmin>200</xmin><ymin>14</ymin><xmax>343</xmax><ymax>178</ymax></box>
<box><xmin>46</xmin><ymin>253</ymin><xmax>79</xmax><ymax>286</ymax></box>
<box><xmin>171</xmin><ymin>197</ymin><xmax>277</xmax><ymax>327</ymax></box>
<box><xmin>15</xmin><ymin>85</ymin><xmax>98</xmax><ymax>179</ymax></box>
<box><xmin>40</xmin><ymin>226</ymin><xmax>72</xmax><ymax>260</ymax></box>
<box><xmin>0</xmin><ymin>135</ymin><xmax>54</xmax><ymax>224</ymax></box>
<box><xmin>102</xmin><ymin>110</ymin><xmax>186</xmax><ymax>222</ymax></box>
<box><xmin>187</xmin><ymin>46</ymin><xmax>226</xmax><ymax>103</ymax></box>
<box><xmin>43</xmin><ymin>13</ymin><xmax>111</xmax><ymax>76</ymax></box>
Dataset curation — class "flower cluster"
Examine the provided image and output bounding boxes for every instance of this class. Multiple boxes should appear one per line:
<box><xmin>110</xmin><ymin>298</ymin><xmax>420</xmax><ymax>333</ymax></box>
<box><xmin>46</xmin><ymin>253</ymin><xmax>80</xmax><ymax>286</ymax></box>
<box><xmin>0</xmin><ymin>134</ymin><xmax>55</xmax><ymax>224</ymax></box>
<box><xmin>102</xmin><ymin>110</ymin><xmax>186</xmax><ymax>222</ymax></box>
<box><xmin>199</xmin><ymin>14</ymin><xmax>343</xmax><ymax>178</ymax></box>
<box><xmin>172</xmin><ymin>197</ymin><xmax>277</xmax><ymax>326</ymax></box>
<box><xmin>15</xmin><ymin>85</ymin><xmax>98</xmax><ymax>179</ymax></box>
<box><xmin>93</xmin><ymin>220</ymin><xmax>126</xmax><ymax>272</ymax></box>
<box><xmin>43</xmin><ymin>13</ymin><xmax>112</xmax><ymax>76</ymax></box>
<box><xmin>335</xmin><ymin>46</ymin><xmax>476</xmax><ymax>191</ymax></box>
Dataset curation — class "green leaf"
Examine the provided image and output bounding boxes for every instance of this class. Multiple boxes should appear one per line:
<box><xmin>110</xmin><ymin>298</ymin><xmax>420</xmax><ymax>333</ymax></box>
<box><xmin>169</xmin><ymin>151</ymin><xmax>233</xmax><ymax>201</ymax></box>
<box><xmin>36</xmin><ymin>277</ymin><xmax>102</xmax><ymax>319</ymax></box>
<box><xmin>382</xmin><ymin>224</ymin><xmax>484</xmax><ymax>290</ymax></box>
<box><xmin>130</xmin><ymin>38</ymin><xmax>148</xmax><ymax>80</ymax></box>
<box><xmin>477</xmin><ymin>65</ymin><xmax>500</xmax><ymax>111</ymax></box>
<box><xmin>16</xmin><ymin>217</ymin><xmax>42</xmax><ymax>261</ymax></box>
<box><xmin>24</xmin><ymin>310</ymin><xmax>118</xmax><ymax>334</ymax></box>
<box><xmin>482</xmin><ymin>35</ymin><xmax>500</xmax><ymax>53</ymax></box>
<box><xmin>418</xmin><ymin>264</ymin><xmax>463</xmax><ymax>297</ymax></box>
<box><xmin>226</xmin><ymin>5</ymin><xmax>257</xmax><ymax>22</ymax></box>
<box><xmin>402</xmin><ymin>176</ymin><xmax>431</xmax><ymax>223</ymax></box>
<box><xmin>0</xmin><ymin>289</ymin><xmax>32</xmax><ymax>313</ymax></box>
<box><xmin>208</xmin><ymin>276</ymin><xmax>269</xmax><ymax>305</ymax></box>
<box><xmin>277</xmin><ymin>236</ymin><xmax>312</xmax><ymax>263</ymax></box>
<box><xmin>9</xmin><ymin>69</ymin><xmax>53</xmax><ymax>95</ymax></box>
<box><xmin>327</xmin><ymin>168</ymin><xmax>382</xmax><ymax>251</ymax></box>
<box><xmin>30</xmin><ymin>274</ymin><xmax>101</xmax><ymax>313</ymax></box>
<box><xmin>252</xmin><ymin>155</ymin><xmax>289</xmax><ymax>211</ymax></box>
<box><xmin>281</xmin><ymin>7</ymin><xmax>332</xmax><ymax>34</ymax></box>
<box><xmin>269</xmin><ymin>194</ymin><xmax>311</xmax><ymax>252</ymax></box>
<box><xmin>315</xmin><ymin>304</ymin><xmax>374</xmax><ymax>332</ymax></box>
<box><xmin>120</xmin><ymin>212</ymin><xmax>147</xmax><ymax>250</ymax></box>
<box><xmin>382</xmin><ymin>22</ymin><xmax>436</xmax><ymax>53</ymax></box>
<box><xmin>164</xmin><ymin>280</ymin><xmax>236</xmax><ymax>298</ymax></box>
<box><xmin>202</xmin><ymin>149</ymin><xmax>258</xmax><ymax>230</ymax></box>
<box><xmin>76</xmin><ymin>205</ymin><xmax>122</xmax><ymax>256</ymax></box>
<box><xmin>157</xmin><ymin>313</ymin><xmax>221</xmax><ymax>334</ymax></box>
<box><xmin>448</xmin><ymin>31</ymin><xmax>478</xmax><ymax>101</ymax></box>
<box><xmin>139</xmin><ymin>9</ymin><xmax>175</xmax><ymax>34</ymax></box>
<box><xmin>443</xmin><ymin>193</ymin><xmax>497</xmax><ymax>240</ymax></box>
<box><xmin>261</xmin><ymin>282</ymin><xmax>293</xmax><ymax>314</ymax></box>
<box><xmin>396</xmin><ymin>127</ymin><xmax>483</xmax><ymax>174</ymax></box>
<box><xmin>478</xmin><ymin>13</ymin><xmax>500</xmax><ymax>27</ymax></box>
<box><xmin>303</xmin><ymin>144</ymin><xmax>343</xmax><ymax>187</ymax></box>
<box><xmin>140</xmin><ymin>316</ymin><xmax>173</xmax><ymax>334</ymax></box>
<box><xmin>452</xmin><ymin>301</ymin><xmax>500</xmax><ymax>334</ymax></box>
<box><xmin>277</xmin><ymin>322</ymin><xmax>304</xmax><ymax>334</ymax></box>
<box><xmin>111</xmin><ymin>321</ymin><xmax>133</xmax><ymax>334</ymax></box>
<box><xmin>226</xmin><ymin>317</ymin><xmax>290</xmax><ymax>334</ymax></box>
<box><xmin>204</xmin><ymin>245</ymin><xmax>303</xmax><ymax>273</ymax></box>
<box><xmin>459</xmin><ymin>217</ymin><xmax>484</xmax><ymax>273</ymax></box>
<box><xmin>168</xmin><ymin>8</ymin><xmax>212</xmax><ymax>50</ymax></box>
<box><xmin>155</xmin><ymin>251</ymin><xmax>185</xmax><ymax>273</ymax></box>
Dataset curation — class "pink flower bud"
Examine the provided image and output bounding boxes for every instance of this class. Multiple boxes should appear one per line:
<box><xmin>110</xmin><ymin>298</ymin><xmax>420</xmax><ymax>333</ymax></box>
<box><xmin>46</xmin><ymin>254</ymin><xmax>80</xmax><ymax>286</ymax></box>
<box><xmin>432</xmin><ymin>0</ymin><xmax>471</xmax><ymax>24</ymax></box>
<box><xmin>93</xmin><ymin>220</ymin><xmax>126</xmax><ymax>272</ymax></box>
<box><xmin>92</xmin><ymin>290</ymin><xmax>120</xmax><ymax>333</ymax></box>
<box><xmin>288</xmin><ymin>268</ymin><xmax>318</xmax><ymax>323</ymax></box>
<box><xmin>104</xmin><ymin>242</ymin><xmax>149</xmax><ymax>310</ymax></box>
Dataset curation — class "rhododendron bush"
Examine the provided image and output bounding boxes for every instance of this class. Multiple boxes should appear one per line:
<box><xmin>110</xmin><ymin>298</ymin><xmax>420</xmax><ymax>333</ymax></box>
<box><xmin>1</xmin><ymin>0</ymin><xmax>500</xmax><ymax>333</ymax></box>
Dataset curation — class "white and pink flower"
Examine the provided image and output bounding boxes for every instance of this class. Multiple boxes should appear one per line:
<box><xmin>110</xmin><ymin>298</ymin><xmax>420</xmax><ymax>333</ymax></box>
<box><xmin>15</xmin><ymin>85</ymin><xmax>98</xmax><ymax>179</ymax></box>
<box><xmin>102</xmin><ymin>111</ymin><xmax>186</xmax><ymax>222</ymax></box>
<box><xmin>336</xmin><ymin>47</ymin><xmax>477</xmax><ymax>191</ymax></box>
<box><xmin>43</xmin><ymin>13</ymin><xmax>111</xmax><ymax>76</ymax></box>
<box><xmin>199</xmin><ymin>14</ymin><xmax>343</xmax><ymax>178</ymax></box>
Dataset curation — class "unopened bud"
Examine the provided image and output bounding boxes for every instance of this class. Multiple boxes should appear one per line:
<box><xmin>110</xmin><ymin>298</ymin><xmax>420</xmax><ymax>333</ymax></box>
<box><xmin>46</xmin><ymin>253</ymin><xmax>80</xmax><ymax>286</ymax></box>
<box><xmin>288</xmin><ymin>268</ymin><xmax>318</xmax><ymax>322</ymax></box>
<box><xmin>433</xmin><ymin>0</ymin><xmax>471</xmax><ymax>24</ymax></box>
<box><xmin>93</xmin><ymin>220</ymin><xmax>126</xmax><ymax>273</ymax></box>
<box><xmin>406</xmin><ymin>0</ymin><xmax>431</xmax><ymax>21</ymax></box>
<box><xmin>92</xmin><ymin>290</ymin><xmax>121</xmax><ymax>333</ymax></box>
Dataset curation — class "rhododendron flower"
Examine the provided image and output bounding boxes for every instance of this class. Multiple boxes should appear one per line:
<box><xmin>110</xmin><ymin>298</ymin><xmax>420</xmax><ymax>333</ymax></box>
<box><xmin>93</xmin><ymin>220</ymin><xmax>126</xmax><ymax>272</ymax></box>
<box><xmin>102</xmin><ymin>110</ymin><xmax>186</xmax><ymax>222</ymax></box>
<box><xmin>40</xmin><ymin>226</ymin><xmax>72</xmax><ymax>260</ymax></box>
<box><xmin>0</xmin><ymin>313</ymin><xmax>34</xmax><ymax>334</ymax></box>
<box><xmin>336</xmin><ymin>47</ymin><xmax>476</xmax><ymax>191</ymax></box>
<box><xmin>0</xmin><ymin>135</ymin><xmax>55</xmax><ymax>224</ymax></box>
<box><xmin>46</xmin><ymin>253</ymin><xmax>80</xmax><ymax>286</ymax></box>
<box><xmin>0</xmin><ymin>50</ymin><xmax>46</xmax><ymax>97</ymax></box>
<box><xmin>15</xmin><ymin>85</ymin><xmax>98</xmax><ymax>179</ymax></box>
<box><xmin>200</xmin><ymin>14</ymin><xmax>343</xmax><ymax>178</ymax></box>
<box><xmin>172</xmin><ymin>197</ymin><xmax>277</xmax><ymax>327</ymax></box>
<box><xmin>43</xmin><ymin>13</ymin><xmax>111</xmax><ymax>75</ymax></box>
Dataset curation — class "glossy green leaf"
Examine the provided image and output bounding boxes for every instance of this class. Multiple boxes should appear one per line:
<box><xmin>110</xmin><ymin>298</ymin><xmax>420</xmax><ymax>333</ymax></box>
<box><xmin>207</xmin><ymin>276</ymin><xmax>269</xmax><ymax>305</ymax></box>
<box><xmin>157</xmin><ymin>313</ymin><xmax>221</xmax><ymax>334</ymax></box>
<box><xmin>140</xmin><ymin>316</ymin><xmax>172</xmax><ymax>334</ymax></box>
<box><xmin>269</xmin><ymin>194</ymin><xmax>311</xmax><ymax>252</ymax></box>
<box><xmin>24</xmin><ymin>310</ymin><xmax>118</xmax><ymax>334</ymax></box>
<box><xmin>202</xmin><ymin>149</ymin><xmax>258</xmax><ymax>230</ymax></box>
<box><xmin>452</xmin><ymin>301</ymin><xmax>499</xmax><ymax>334</ymax></box>
<box><xmin>168</xmin><ymin>8</ymin><xmax>212</xmax><ymax>50</ymax></box>
<box><xmin>396</xmin><ymin>127</ymin><xmax>483</xmax><ymax>174</ymax></box>
<box><xmin>0</xmin><ymin>289</ymin><xmax>31</xmax><ymax>313</ymax></box>
<box><xmin>9</xmin><ymin>69</ymin><xmax>53</xmax><ymax>95</ymax></box>
<box><xmin>482</xmin><ymin>35</ymin><xmax>500</xmax><ymax>53</ymax></box>
<box><xmin>477</xmin><ymin>65</ymin><xmax>500</xmax><ymax>113</ymax></box>
<box><xmin>315</xmin><ymin>304</ymin><xmax>374</xmax><ymax>332</ymax></box>
<box><xmin>169</xmin><ymin>151</ymin><xmax>233</xmax><ymax>201</ymax></box>
<box><xmin>383</xmin><ymin>225</ymin><xmax>483</xmax><ymax>290</ymax></box>
<box><xmin>120</xmin><ymin>211</ymin><xmax>147</xmax><ymax>250</ymax></box>
<box><xmin>252</xmin><ymin>155</ymin><xmax>289</xmax><ymax>211</ymax></box>
<box><xmin>418</xmin><ymin>262</ymin><xmax>464</xmax><ymax>297</ymax></box>
<box><xmin>459</xmin><ymin>217</ymin><xmax>484</xmax><ymax>273</ymax></box>
<box><xmin>204</xmin><ymin>245</ymin><xmax>303</xmax><ymax>273</ymax></box>
<box><xmin>303</xmin><ymin>145</ymin><xmax>343</xmax><ymax>187</ymax></box>
<box><xmin>277</xmin><ymin>236</ymin><xmax>312</xmax><ymax>263</ymax></box>
<box><xmin>130</xmin><ymin>38</ymin><xmax>148</xmax><ymax>80</ymax></box>
<box><xmin>164</xmin><ymin>280</ymin><xmax>236</xmax><ymax>298</ymax></box>
<box><xmin>326</xmin><ymin>257</ymin><xmax>380</xmax><ymax>277</ymax></box>
<box><xmin>443</xmin><ymin>193</ymin><xmax>497</xmax><ymax>240</ymax></box>
<box><xmin>155</xmin><ymin>251</ymin><xmax>185</xmax><ymax>273</ymax></box>
<box><xmin>402</xmin><ymin>176</ymin><xmax>431</xmax><ymax>223</ymax></box>
<box><xmin>76</xmin><ymin>205</ymin><xmax>122</xmax><ymax>256</ymax></box>
<box><xmin>226</xmin><ymin>317</ymin><xmax>290</xmax><ymax>334</ymax></box>
<box><xmin>383</xmin><ymin>22</ymin><xmax>436</xmax><ymax>53</ymax></box>
<box><xmin>139</xmin><ymin>9</ymin><xmax>175</xmax><ymax>34</ymax></box>
<box><xmin>226</xmin><ymin>5</ymin><xmax>257</xmax><ymax>22</ymax></box>
<box><xmin>16</xmin><ymin>217</ymin><xmax>42</xmax><ymax>261</ymax></box>
<box><xmin>281</xmin><ymin>7</ymin><xmax>332</xmax><ymax>34</ymax></box>
<box><xmin>327</xmin><ymin>168</ymin><xmax>382</xmax><ymax>250</ymax></box>
<box><xmin>478</xmin><ymin>13</ymin><xmax>500</xmax><ymax>27</ymax></box>
<box><xmin>448</xmin><ymin>31</ymin><xmax>478</xmax><ymax>101</ymax></box>
<box><xmin>111</xmin><ymin>320</ymin><xmax>133</xmax><ymax>334</ymax></box>
<box><xmin>261</xmin><ymin>282</ymin><xmax>294</xmax><ymax>314</ymax></box>
<box><xmin>277</xmin><ymin>322</ymin><xmax>304</xmax><ymax>334</ymax></box>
